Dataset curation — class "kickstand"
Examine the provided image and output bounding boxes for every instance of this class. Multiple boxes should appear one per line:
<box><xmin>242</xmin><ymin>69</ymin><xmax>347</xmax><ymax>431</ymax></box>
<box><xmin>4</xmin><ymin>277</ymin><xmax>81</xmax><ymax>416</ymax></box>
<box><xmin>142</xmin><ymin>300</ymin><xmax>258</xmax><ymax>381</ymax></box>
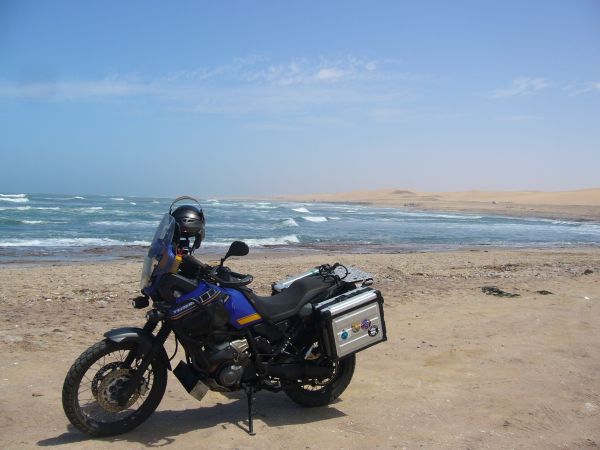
<box><xmin>245</xmin><ymin>385</ymin><xmax>256</xmax><ymax>436</ymax></box>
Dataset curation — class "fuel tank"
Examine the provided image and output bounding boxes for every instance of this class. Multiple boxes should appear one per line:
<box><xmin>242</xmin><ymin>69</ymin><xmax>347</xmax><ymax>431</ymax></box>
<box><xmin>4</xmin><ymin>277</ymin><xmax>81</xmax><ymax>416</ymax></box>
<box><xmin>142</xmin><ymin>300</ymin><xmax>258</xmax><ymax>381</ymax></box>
<box><xmin>170</xmin><ymin>281</ymin><xmax>263</xmax><ymax>330</ymax></box>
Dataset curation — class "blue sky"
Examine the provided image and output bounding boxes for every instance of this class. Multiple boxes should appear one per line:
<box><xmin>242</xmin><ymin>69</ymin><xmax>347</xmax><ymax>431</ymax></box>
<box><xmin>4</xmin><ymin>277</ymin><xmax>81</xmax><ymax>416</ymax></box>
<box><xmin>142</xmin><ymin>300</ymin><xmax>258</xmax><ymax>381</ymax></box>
<box><xmin>1</xmin><ymin>1</ymin><xmax>599</xmax><ymax>197</ymax></box>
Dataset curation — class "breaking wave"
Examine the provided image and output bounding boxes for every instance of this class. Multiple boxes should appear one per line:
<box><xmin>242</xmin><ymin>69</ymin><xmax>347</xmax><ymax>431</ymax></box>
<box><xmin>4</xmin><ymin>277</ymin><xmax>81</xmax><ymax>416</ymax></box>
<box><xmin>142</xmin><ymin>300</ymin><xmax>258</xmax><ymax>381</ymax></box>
<box><xmin>206</xmin><ymin>235</ymin><xmax>301</xmax><ymax>248</ymax></box>
<box><xmin>244</xmin><ymin>234</ymin><xmax>300</xmax><ymax>246</ymax></box>
<box><xmin>0</xmin><ymin>195</ymin><xmax>29</xmax><ymax>203</ymax></box>
<box><xmin>292</xmin><ymin>207</ymin><xmax>310</xmax><ymax>213</ymax></box>
<box><xmin>303</xmin><ymin>216</ymin><xmax>328</xmax><ymax>222</ymax></box>
<box><xmin>0</xmin><ymin>238</ymin><xmax>151</xmax><ymax>247</ymax></box>
<box><xmin>91</xmin><ymin>220</ymin><xmax>157</xmax><ymax>227</ymax></box>
<box><xmin>282</xmin><ymin>218</ymin><xmax>299</xmax><ymax>227</ymax></box>
<box><xmin>0</xmin><ymin>206</ymin><xmax>31</xmax><ymax>211</ymax></box>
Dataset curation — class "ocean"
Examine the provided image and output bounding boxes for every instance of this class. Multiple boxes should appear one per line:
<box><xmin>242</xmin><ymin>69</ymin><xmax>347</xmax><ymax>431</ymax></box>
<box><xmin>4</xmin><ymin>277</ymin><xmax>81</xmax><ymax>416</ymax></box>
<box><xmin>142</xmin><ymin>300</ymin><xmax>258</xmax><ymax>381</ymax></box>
<box><xmin>1</xmin><ymin>193</ymin><xmax>599</xmax><ymax>262</ymax></box>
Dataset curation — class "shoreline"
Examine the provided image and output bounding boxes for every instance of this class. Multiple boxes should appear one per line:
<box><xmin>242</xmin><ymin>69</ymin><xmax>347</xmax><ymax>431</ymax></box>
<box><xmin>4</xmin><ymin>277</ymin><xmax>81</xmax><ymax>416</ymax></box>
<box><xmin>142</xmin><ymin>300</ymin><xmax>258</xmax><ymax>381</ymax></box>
<box><xmin>2</xmin><ymin>243</ymin><xmax>600</xmax><ymax>268</ymax></box>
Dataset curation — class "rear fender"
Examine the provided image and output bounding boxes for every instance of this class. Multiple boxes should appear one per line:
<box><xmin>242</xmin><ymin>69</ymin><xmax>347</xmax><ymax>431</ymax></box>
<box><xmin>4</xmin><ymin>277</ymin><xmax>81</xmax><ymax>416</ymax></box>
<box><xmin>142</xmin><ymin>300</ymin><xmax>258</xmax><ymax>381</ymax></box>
<box><xmin>104</xmin><ymin>327</ymin><xmax>172</xmax><ymax>370</ymax></box>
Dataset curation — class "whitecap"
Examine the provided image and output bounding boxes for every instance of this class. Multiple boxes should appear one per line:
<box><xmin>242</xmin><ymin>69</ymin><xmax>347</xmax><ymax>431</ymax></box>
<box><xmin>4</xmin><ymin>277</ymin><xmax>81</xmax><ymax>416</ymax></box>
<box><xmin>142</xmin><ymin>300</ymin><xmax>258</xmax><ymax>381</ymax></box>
<box><xmin>130</xmin><ymin>240</ymin><xmax>152</xmax><ymax>246</ymax></box>
<box><xmin>0</xmin><ymin>206</ymin><xmax>32</xmax><ymax>211</ymax></box>
<box><xmin>292</xmin><ymin>207</ymin><xmax>310</xmax><ymax>213</ymax></box>
<box><xmin>111</xmin><ymin>197</ymin><xmax>125</xmax><ymax>201</ymax></box>
<box><xmin>244</xmin><ymin>234</ymin><xmax>300</xmax><ymax>246</ymax></box>
<box><xmin>204</xmin><ymin>234</ymin><xmax>300</xmax><ymax>248</ymax></box>
<box><xmin>282</xmin><ymin>218</ymin><xmax>299</xmax><ymax>227</ymax></box>
<box><xmin>50</xmin><ymin>196</ymin><xmax>86</xmax><ymax>200</ymax></box>
<box><xmin>0</xmin><ymin>196</ymin><xmax>29</xmax><ymax>203</ymax></box>
<box><xmin>130</xmin><ymin>202</ymin><xmax>137</xmax><ymax>205</ymax></box>
<box><xmin>201</xmin><ymin>241</ymin><xmax>231</xmax><ymax>248</ymax></box>
<box><xmin>34</xmin><ymin>207</ymin><xmax>60</xmax><ymax>210</ymax></box>
<box><xmin>152</xmin><ymin>200</ymin><xmax>160</xmax><ymax>204</ymax></box>
<box><xmin>79</xmin><ymin>207</ymin><xmax>103</xmax><ymax>212</ymax></box>
<box><xmin>91</xmin><ymin>220</ymin><xmax>157</xmax><ymax>227</ymax></box>
<box><xmin>242</xmin><ymin>203</ymin><xmax>277</xmax><ymax>209</ymax></box>
<box><xmin>328</xmin><ymin>217</ymin><xmax>341</xmax><ymax>220</ymax></box>
<box><xmin>303</xmin><ymin>216</ymin><xmax>328</xmax><ymax>222</ymax></box>
<box><xmin>0</xmin><ymin>193</ymin><xmax>27</xmax><ymax>198</ymax></box>
<box><xmin>0</xmin><ymin>238</ymin><xmax>149</xmax><ymax>247</ymax></box>
<box><xmin>21</xmin><ymin>220</ymin><xmax>45</xmax><ymax>224</ymax></box>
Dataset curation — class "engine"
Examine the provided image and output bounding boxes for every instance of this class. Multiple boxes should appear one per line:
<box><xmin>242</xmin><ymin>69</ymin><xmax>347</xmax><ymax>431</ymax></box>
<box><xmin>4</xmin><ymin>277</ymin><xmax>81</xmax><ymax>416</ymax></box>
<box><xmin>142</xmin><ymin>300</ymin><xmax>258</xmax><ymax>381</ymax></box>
<box><xmin>193</xmin><ymin>339</ymin><xmax>250</xmax><ymax>389</ymax></box>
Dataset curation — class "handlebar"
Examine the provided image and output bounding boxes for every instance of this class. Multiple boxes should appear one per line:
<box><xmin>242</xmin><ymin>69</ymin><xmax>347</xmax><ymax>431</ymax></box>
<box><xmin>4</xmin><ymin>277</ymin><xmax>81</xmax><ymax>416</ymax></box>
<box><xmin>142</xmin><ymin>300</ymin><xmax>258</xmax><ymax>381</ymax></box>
<box><xmin>209</xmin><ymin>266</ymin><xmax>254</xmax><ymax>287</ymax></box>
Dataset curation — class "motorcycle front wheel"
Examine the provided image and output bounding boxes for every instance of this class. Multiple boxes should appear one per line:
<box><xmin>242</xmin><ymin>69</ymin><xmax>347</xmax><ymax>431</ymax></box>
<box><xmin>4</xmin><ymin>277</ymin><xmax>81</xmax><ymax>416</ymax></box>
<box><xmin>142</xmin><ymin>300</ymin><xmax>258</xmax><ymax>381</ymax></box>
<box><xmin>284</xmin><ymin>353</ymin><xmax>356</xmax><ymax>407</ymax></box>
<box><xmin>62</xmin><ymin>339</ymin><xmax>167</xmax><ymax>437</ymax></box>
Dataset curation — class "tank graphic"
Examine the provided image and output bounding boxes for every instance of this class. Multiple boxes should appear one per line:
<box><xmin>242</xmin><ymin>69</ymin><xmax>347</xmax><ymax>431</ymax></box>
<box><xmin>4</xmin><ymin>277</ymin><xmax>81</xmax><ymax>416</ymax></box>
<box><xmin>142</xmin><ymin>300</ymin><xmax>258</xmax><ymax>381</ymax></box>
<box><xmin>171</xmin><ymin>281</ymin><xmax>262</xmax><ymax>330</ymax></box>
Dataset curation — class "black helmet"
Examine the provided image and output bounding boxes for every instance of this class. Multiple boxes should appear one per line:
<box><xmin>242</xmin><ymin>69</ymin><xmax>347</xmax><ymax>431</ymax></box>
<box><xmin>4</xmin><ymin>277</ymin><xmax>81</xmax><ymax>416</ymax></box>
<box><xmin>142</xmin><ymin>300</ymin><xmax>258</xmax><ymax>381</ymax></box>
<box><xmin>170</xmin><ymin>197</ymin><xmax>205</xmax><ymax>251</ymax></box>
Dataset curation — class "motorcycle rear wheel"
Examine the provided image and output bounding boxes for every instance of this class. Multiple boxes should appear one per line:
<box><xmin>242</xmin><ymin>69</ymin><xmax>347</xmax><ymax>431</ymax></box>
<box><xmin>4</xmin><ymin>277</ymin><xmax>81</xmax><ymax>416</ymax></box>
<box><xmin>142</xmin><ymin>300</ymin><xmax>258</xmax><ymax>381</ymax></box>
<box><xmin>62</xmin><ymin>339</ymin><xmax>167</xmax><ymax>437</ymax></box>
<box><xmin>284</xmin><ymin>354</ymin><xmax>356</xmax><ymax>407</ymax></box>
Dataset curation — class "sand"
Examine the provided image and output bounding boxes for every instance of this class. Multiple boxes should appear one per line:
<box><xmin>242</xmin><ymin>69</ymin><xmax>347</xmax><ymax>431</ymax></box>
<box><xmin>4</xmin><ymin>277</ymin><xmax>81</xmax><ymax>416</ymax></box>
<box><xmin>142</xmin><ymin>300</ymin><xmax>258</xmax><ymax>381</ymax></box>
<box><xmin>280</xmin><ymin>188</ymin><xmax>600</xmax><ymax>221</ymax></box>
<box><xmin>1</xmin><ymin>248</ymin><xmax>600</xmax><ymax>449</ymax></box>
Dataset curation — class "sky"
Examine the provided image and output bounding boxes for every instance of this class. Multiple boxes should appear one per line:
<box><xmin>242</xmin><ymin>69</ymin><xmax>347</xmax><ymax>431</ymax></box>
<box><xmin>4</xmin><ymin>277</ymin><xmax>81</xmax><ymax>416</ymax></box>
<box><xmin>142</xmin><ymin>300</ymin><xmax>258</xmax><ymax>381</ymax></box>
<box><xmin>0</xmin><ymin>0</ymin><xmax>599</xmax><ymax>197</ymax></box>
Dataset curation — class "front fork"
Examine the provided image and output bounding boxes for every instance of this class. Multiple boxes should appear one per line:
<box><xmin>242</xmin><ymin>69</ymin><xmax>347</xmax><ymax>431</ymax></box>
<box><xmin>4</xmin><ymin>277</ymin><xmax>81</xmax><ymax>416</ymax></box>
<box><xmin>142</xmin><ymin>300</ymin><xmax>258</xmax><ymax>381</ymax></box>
<box><xmin>116</xmin><ymin>316</ymin><xmax>172</xmax><ymax>407</ymax></box>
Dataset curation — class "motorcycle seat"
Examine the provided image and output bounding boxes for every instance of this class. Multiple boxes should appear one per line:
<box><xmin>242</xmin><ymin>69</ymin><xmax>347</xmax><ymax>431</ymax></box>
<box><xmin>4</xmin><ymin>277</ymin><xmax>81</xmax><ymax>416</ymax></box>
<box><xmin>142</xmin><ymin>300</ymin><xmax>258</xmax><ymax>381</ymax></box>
<box><xmin>245</xmin><ymin>275</ymin><xmax>335</xmax><ymax>322</ymax></box>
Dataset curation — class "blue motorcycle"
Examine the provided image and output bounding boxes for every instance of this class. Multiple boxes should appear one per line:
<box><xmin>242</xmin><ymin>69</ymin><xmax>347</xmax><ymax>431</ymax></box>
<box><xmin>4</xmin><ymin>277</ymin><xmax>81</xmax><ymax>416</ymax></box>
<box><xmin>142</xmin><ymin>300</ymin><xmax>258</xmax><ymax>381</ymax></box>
<box><xmin>62</xmin><ymin>199</ymin><xmax>387</xmax><ymax>436</ymax></box>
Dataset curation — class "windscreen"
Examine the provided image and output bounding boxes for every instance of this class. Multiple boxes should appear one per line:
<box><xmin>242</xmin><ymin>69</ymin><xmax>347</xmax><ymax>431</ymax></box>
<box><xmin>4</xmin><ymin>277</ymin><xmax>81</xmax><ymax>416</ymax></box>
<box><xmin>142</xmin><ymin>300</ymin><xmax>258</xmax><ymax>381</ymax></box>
<box><xmin>140</xmin><ymin>213</ymin><xmax>176</xmax><ymax>290</ymax></box>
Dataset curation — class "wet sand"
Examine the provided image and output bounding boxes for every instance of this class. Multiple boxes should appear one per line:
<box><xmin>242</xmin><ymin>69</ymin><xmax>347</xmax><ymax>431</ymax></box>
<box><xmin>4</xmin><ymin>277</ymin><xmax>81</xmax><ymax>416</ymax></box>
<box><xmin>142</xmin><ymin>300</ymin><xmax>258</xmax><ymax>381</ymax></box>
<box><xmin>1</xmin><ymin>248</ymin><xmax>599</xmax><ymax>449</ymax></box>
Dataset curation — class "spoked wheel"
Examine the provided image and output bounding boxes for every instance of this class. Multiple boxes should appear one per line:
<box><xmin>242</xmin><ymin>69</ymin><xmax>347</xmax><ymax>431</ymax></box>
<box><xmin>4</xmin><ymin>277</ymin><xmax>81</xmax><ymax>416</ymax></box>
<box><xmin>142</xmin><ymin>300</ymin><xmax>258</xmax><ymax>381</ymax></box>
<box><xmin>284</xmin><ymin>352</ymin><xmax>356</xmax><ymax>407</ymax></box>
<box><xmin>62</xmin><ymin>339</ymin><xmax>167</xmax><ymax>437</ymax></box>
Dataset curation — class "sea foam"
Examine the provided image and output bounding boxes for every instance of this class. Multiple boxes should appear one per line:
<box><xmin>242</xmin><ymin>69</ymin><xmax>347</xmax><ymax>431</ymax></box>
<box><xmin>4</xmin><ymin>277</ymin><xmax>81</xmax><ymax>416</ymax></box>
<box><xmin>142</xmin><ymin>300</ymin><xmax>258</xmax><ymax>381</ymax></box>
<box><xmin>244</xmin><ymin>234</ymin><xmax>300</xmax><ymax>246</ymax></box>
<box><xmin>0</xmin><ymin>238</ymin><xmax>150</xmax><ymax>247</ymax></box>
<box><xmin>292</xmin><ymin>207</ymin><xmax>310</xmax><ymax>213</ymax></box>
<box><xmin>303</xmin><ymin>216</ymin><xmax>328</xmax><ymax>222</ymax></box>
<box><xmin>0</xmin><ymin>196</ymin><xmax>29</xmax><ymax>203</ymax></box>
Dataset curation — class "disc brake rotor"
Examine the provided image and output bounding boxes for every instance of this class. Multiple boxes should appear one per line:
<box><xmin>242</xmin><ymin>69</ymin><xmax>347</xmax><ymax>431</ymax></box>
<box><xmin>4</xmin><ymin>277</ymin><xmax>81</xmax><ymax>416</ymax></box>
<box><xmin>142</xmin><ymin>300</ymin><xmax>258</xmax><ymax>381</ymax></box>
<box><xmin>91</xmin><ymin>362</ymin><xmax>122</xmax><ymax>398</ymax></box>
<box><xmin>95</xmin><ymin>368</ymin><xmax>147</xmax><ymax>412</ymax></box>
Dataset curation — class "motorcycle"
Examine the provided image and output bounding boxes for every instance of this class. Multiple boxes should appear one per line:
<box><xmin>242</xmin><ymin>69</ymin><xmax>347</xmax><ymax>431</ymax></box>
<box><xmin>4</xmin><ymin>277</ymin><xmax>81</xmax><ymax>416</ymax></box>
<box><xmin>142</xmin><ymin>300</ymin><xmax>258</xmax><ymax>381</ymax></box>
<box><xmin>62</xmin><ymin>200</ymin><xmax>387</xmax><ymax>436</ymax></box>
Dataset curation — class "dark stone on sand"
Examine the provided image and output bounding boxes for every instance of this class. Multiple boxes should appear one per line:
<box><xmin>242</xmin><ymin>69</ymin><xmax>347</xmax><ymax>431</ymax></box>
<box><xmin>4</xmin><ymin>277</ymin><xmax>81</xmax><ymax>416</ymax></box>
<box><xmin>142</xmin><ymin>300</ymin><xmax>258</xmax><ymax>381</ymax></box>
<box><xmin>481</xmin><ymin>286</ymin><xmax>520</xmax><ymax>298</ymax></box>
<box><xmin>535</xmin><ymin>290</ymin><xmax>553</xmax><ymax>295</ymax></box>
<box><xmin>583</xmin><ymin>269</ymin><xmax>594</xmax><ymax>275</ymax></box>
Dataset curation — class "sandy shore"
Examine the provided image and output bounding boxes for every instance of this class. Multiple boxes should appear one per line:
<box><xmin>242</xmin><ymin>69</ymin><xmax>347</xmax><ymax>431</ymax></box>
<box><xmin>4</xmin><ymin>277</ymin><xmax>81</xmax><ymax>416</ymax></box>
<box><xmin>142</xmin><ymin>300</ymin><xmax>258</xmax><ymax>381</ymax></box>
<box><xmin>279</xmin><ymin>188</ymin><xmax>600</xmax><ymax>221</ymax></box>
<box><xmin>1</xmin><ymin>248</ymin><xmax>600</xmax><ymax>449</ymax></box>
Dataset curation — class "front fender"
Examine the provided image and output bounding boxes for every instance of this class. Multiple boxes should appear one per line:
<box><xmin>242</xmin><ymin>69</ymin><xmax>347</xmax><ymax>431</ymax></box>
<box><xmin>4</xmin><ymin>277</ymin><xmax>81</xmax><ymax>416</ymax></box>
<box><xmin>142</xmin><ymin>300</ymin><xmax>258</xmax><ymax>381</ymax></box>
<box><xmin>104</xmin><ymin>327</ymin><xmax>172</xmax><ymax>370</ymax></box>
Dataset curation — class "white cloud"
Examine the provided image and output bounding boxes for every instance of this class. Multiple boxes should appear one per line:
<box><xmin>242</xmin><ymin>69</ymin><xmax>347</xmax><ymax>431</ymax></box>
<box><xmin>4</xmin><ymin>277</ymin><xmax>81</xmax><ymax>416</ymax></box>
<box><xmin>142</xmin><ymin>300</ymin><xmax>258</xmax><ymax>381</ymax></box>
<box><xmin>316</xmin><ymin>67</ymin><xmax>345</xmax><ymax>81</ymax></box>
<box><xmin>491</xmin><ymin>77</ymin><xmax>550</xmax><ymax>98</ymax></box>
<box><xmin>563</xmin><ymin>80</ymin><xmax>600</xmax><ymax>96</ymax></box>
<box><xmin>0</xmin><ymin>56</ymin><xmax>427</xmax><ymax>122</ymax></box>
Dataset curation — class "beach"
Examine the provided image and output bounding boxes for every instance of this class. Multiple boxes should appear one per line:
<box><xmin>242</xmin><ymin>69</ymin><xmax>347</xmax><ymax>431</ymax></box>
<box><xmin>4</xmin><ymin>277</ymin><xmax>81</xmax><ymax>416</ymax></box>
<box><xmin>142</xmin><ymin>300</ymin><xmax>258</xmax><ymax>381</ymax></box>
<box><xmin>1</xmin><ymin>247</ymin><xmax>599</xmax><ymax>449</ymax></box>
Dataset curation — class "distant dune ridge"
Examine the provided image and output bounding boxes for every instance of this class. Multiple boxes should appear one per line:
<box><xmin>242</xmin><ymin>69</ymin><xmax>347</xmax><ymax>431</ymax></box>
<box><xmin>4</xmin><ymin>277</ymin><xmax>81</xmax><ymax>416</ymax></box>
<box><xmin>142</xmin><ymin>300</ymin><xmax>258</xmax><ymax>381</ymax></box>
<box><xmin>280</xmin><ymin>188</ymin><xmax>600</xmax><ymax>221</ymax></box>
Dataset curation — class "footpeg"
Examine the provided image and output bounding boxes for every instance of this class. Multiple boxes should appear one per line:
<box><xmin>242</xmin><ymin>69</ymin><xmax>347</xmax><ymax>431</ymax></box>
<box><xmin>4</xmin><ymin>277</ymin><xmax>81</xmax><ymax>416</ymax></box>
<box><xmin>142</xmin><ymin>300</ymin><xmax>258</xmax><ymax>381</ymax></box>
<box><xmin>173</xmin><ymin>361</ymin><xmax>209</xmax><ymax>401</ymax></box>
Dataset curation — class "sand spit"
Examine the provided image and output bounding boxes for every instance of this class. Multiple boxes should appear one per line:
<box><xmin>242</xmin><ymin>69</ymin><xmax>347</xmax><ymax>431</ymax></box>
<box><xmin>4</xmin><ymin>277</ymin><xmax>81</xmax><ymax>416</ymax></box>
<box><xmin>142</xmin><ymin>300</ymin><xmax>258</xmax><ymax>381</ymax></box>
<box><xmin>1</xmin><ymin>248</ymin><xmax>599</xmax><ymax>448</ymax></box>
<box><xmin>280</xmin><ymin>188</ymin><xmax>600</xmax><ymax>221</ymax></box>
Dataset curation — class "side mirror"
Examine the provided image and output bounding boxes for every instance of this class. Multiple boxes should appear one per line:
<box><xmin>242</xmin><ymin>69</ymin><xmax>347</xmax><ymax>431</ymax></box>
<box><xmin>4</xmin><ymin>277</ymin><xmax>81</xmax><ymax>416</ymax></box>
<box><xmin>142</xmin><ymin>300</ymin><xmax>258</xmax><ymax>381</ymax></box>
<box><xmin>221</xmin><ymin>241</ymin><xmax>249</xmax><ymax>266</ymax></box>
